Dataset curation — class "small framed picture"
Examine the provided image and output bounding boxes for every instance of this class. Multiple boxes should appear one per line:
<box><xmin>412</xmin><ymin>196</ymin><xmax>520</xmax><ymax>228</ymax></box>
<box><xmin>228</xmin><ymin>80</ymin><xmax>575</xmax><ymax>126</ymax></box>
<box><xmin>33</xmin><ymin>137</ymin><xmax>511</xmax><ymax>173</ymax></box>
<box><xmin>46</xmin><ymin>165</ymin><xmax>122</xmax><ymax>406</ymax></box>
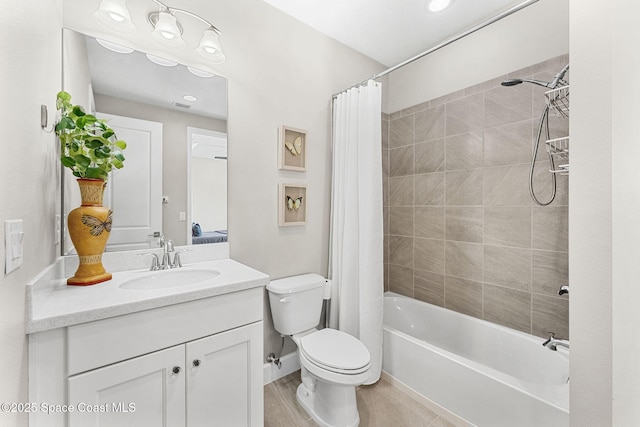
<box><xmin>279</xmin><ymin>183</ymin><xmax>307</xmax><ymax>226</ymax></box>
<box><xmin>278</xmin><ymin>125</ymin><xmax>307</xmax><ymax>171</ymax></box>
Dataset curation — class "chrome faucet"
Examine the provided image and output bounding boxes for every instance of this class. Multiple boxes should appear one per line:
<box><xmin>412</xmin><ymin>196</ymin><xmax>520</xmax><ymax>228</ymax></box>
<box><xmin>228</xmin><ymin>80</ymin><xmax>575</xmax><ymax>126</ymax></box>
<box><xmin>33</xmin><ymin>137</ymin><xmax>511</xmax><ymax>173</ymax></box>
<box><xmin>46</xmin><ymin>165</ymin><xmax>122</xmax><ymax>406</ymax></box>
<box><xmin>542</xmin><ymin>333</ymin><xmax>570</xmax><ymax>351</ymax></box>
<box><xmin>159</xmin><ymin>236</ymin><xmax>174</xmax><ymax>269</ymax></box>
<box><xmin>138</xmin><ymin>253</ymin><xmax>160</xmax><ymax>271</ymax></box>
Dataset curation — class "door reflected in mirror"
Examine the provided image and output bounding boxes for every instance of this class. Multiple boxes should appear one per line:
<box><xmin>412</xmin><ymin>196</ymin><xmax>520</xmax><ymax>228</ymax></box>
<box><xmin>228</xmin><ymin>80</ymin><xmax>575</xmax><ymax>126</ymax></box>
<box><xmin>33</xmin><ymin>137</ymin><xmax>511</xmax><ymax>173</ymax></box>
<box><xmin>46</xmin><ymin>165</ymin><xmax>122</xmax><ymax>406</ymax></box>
<box><xmin>61</xmin><ymin>29</ymin><xmax>228</xmax><ymax>255</ymax></box>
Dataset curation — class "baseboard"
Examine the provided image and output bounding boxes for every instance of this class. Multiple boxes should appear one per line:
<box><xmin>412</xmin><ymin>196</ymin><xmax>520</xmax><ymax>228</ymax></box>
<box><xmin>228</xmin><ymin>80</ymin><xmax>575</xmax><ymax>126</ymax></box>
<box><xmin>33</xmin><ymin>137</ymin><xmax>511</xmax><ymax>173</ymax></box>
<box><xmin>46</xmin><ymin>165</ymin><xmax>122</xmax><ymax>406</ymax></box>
<box><xmin>263</xmin><ymin>352</ymin><xmax>300</xmax><ymax>385</ymax></box>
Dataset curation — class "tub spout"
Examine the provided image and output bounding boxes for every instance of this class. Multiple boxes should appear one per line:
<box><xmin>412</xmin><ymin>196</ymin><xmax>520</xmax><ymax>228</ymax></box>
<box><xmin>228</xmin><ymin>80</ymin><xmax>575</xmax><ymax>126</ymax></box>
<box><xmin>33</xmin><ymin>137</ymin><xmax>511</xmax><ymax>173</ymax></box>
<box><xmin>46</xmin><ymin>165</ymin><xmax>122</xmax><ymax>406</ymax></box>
<box><xmin>542</xmin><ymin>333</ymin><xmax>569</xmax><ymax>351</ymax></box>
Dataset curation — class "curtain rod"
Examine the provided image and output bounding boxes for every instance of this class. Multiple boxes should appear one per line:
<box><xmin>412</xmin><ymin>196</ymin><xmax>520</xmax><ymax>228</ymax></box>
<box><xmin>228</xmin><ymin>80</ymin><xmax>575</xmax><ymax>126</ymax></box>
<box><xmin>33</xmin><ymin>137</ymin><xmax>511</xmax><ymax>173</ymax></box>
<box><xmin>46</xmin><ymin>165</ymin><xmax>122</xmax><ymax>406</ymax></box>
<box><xmin>332</xmin><ymin>0</ymin><xmax>540</xmax><ymax>99</ymax></box>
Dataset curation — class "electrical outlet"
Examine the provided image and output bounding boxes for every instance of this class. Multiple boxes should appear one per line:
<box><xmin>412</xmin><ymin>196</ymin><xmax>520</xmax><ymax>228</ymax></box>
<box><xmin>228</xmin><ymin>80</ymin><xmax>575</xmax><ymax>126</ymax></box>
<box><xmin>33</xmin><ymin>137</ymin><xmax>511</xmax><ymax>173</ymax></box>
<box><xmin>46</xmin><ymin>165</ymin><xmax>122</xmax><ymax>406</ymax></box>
<box><xmin>5</xmin><ymin>220</ymin><xmax>24</xmax><ymax>274</ymax></box>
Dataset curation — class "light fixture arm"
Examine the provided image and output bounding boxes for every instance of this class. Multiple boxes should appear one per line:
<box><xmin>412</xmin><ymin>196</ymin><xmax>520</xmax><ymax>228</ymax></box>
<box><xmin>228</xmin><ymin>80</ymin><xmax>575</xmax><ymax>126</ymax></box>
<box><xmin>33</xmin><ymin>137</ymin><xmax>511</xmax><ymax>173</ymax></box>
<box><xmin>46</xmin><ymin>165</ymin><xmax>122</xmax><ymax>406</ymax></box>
<box><xmin>150</xmin><ymin>0</ymin><xmax>221</xmax><ymax>34</ymax></box>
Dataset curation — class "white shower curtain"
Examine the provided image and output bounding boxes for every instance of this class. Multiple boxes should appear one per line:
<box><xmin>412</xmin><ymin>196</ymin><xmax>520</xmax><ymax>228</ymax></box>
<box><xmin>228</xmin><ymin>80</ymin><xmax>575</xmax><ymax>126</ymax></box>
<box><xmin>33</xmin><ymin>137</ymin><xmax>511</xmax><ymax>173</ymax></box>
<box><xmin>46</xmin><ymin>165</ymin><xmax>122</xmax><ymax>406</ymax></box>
<box><xmin>329</xmin><ymin>80</ymin><xmax>383</xmax><ymax>385</ymax></box>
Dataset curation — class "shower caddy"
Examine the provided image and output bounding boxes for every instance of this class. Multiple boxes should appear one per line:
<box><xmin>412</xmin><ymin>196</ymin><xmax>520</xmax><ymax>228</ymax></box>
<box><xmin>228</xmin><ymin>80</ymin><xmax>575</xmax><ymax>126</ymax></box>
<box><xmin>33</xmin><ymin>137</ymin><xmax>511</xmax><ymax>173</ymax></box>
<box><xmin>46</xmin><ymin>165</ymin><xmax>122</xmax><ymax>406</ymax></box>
<box><xmin>545</xmin><ymin>85</ymin><xmax>570</xmax><ymax>175</ymax></box>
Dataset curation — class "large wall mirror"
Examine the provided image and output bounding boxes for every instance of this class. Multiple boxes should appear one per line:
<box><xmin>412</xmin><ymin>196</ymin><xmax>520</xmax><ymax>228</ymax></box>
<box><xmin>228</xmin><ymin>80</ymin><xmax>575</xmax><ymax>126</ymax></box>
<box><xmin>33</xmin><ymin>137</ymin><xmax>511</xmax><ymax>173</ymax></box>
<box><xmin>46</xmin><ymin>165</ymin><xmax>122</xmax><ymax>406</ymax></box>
<box><xmin>61</xmin><ymin>29</ymin><xmax>228</xmax><ymax>255</ymax></box>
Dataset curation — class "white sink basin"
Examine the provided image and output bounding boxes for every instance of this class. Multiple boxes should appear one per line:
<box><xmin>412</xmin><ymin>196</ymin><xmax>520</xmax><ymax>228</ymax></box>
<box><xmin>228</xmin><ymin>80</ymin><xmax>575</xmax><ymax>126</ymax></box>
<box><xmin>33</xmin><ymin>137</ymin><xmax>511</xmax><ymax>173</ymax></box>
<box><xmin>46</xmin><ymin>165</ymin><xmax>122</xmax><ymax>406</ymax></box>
<box><xmin>119</xmin><ymin>268</ymin><xmax>220</xmax><ymax>290</ymax></box>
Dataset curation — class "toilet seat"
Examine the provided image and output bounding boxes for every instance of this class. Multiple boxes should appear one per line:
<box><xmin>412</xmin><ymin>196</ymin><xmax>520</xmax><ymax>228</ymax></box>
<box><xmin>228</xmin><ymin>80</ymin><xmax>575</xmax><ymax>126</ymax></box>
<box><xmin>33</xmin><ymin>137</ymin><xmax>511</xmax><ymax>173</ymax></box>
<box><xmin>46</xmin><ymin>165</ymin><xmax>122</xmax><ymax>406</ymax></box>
<box><xmin>300</xmin><ymin>329</ymin><xmax>370</xmax><ymax>375</ymax></box>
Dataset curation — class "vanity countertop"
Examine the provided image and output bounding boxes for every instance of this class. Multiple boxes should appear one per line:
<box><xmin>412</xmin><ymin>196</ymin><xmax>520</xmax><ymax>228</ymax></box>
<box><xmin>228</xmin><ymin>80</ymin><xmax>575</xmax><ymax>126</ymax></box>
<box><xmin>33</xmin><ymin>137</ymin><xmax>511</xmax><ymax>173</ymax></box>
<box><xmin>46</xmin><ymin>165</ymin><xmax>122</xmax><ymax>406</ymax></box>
<box><xmin>26</xmin><ymin>258</ymin><xmax>269</xmax><ymax>334</ymax></box>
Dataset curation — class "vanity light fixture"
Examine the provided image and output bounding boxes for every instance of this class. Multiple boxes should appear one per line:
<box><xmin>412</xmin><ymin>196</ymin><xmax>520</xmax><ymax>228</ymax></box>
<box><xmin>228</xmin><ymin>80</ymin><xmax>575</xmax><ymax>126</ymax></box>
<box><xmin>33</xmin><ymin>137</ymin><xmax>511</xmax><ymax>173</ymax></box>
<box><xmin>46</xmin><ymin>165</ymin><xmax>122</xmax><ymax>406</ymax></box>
<box><xmin>92</xmin><ymin>0</ymin><xmax>226</xmax><ymax>64</ymax></box>
<box><xmin>149</xmin><ymin>9</ymin><xmax>185</xmax><ymax>50</ymax></box>
<box><xmin>93</xmin><ymin>0</ymin><xmax>136</xmax><ymax>33</ymax></box>
<box><xmin>197</xmin><ymin>29</ymin><xmax>226</xmax><ymax>64</ymax></box>
<box><xmin>147</xmin><ymin>0</ymin><xmax>226</xmax><ymax>63</ymax></box>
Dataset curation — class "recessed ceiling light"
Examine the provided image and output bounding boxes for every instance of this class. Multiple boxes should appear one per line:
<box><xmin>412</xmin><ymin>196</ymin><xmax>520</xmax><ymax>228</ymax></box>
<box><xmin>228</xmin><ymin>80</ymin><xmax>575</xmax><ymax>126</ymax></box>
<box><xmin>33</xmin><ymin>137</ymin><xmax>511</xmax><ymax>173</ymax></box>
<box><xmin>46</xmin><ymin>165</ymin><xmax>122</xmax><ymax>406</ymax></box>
<box><xmin>183</xmin><ymin>95</ymin><xmax>198</xmax><ymax>102</ymax></box>
<box><xmin>427</xmin><ymin>0</ymin><xmax>451</xmax><ymax>12</ymax></box>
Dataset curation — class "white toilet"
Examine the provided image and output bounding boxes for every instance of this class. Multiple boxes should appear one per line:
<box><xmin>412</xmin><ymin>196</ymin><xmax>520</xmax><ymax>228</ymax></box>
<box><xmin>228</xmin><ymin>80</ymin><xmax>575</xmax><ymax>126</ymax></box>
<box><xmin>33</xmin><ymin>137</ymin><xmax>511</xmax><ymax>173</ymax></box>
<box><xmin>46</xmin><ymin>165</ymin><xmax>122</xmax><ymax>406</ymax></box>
<box><xmin>267</xmin><ymin>274</ymin><xmax>371</xmax><ymax>427</ymax></box>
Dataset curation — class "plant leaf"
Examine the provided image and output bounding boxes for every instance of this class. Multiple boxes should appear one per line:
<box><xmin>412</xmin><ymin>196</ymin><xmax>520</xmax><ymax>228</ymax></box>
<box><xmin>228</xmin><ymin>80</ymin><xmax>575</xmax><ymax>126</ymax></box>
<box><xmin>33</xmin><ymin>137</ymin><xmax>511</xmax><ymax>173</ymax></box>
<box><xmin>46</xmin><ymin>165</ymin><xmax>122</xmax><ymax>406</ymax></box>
<box><xmin>74</xmin><ymin>155</ymin><xmax>91</xmax><ymax>169</ymax></box>
<box><xmin>94</xmin><ymin>147</ymin><xmax>111</xmax><ymax>158</ymax></box>
<box><xmin>61</xmin><ymin>156</ymin><xmax>76</xmax><ymax>167</ymax></box>
<box><xmin>57</xmin><ymin>91</ymin><xmax>71</xmax><ymax>101</ymax></box>
<box><xmin>102</xmin><ymin>130</ymin><xmax>114</xmax><ymax>139</ymax></box>
<box><xmin>76</xmin><ymin>116</ymin><xmax>87</xmax><ymax>129</ymax></box>
<box><xmin>85</xmin><ymin>167</ymin><xmax>106</xmax><ymax>180</ymax></box>
<box><xmin>114</xmin><ymin>140</ymin><xmax>127</xmax><ymax>149</ymax></box>
<box><xmin>72</xmin><ymin>106</ymin><xmax>86</xmax><ymax>116</ymax></box>
<box><xmin>85</xmin><ymin>139</ymin><xmax>104</xmax><ymax>149</ymax></box>
<box><xmin>55</xmin><ymin>117</ymin><xmax>75</xmax><ymax>132</ymax></box>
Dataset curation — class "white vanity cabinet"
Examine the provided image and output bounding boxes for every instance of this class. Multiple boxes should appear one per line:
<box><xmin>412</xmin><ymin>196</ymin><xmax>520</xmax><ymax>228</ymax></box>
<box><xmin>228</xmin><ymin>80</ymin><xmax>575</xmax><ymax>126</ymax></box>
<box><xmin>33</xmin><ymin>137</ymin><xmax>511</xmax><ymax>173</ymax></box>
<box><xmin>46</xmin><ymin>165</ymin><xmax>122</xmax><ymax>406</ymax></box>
<box><xmin>29</xmin><ymin>287</ymin><xmax>264</xmax><ymax>427</ymax></box>
<box><xmin>68</xmin><ymin>344</ymin><xmax>186</xmax><ymax>426</ymax></box>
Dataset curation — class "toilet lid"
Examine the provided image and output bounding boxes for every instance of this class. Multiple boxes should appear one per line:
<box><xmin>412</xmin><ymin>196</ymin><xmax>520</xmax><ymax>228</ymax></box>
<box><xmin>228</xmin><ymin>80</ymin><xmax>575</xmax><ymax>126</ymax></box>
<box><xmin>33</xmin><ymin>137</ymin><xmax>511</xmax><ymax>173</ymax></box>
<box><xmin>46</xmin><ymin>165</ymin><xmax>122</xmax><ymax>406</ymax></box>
<box><xmin>300</xmin><ymin>329</ymin><xmax>370</xmax><ymax>373</ymax></box>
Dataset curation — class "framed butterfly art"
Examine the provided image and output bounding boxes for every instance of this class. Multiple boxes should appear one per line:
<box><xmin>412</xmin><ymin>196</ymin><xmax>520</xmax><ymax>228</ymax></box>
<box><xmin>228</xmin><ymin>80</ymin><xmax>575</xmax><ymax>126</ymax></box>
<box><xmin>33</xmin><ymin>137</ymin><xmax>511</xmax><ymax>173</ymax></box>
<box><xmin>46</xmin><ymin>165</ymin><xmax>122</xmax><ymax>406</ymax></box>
<box><xmin>279</xmin><ymin>183</ymin><xmax>307</xmax><ymax>226</ymax></box>
<box><xmin>278</xmin><ymin>125</ymin><xmax>307</xmax><ymax>171</ymax></box>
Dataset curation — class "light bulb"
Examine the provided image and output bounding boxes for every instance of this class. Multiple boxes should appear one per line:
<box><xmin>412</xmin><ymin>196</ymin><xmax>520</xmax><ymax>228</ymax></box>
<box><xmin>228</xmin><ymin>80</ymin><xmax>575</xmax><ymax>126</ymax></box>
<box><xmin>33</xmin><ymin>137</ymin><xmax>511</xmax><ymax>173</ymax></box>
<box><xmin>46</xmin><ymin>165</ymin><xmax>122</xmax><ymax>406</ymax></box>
<box><xmin>93</xmin><ymin>0</ymin><xmax>135</xmax><ymax>33</ymax></box>
<box><xmin>197</xmin><ymin>29</ymin><xmax>225</xmax><ymax>64</ymax></box>
<box><xmin>150</xmin><ymin>11</ymin><xmax>185</xmax><ymax>50</ymax></box>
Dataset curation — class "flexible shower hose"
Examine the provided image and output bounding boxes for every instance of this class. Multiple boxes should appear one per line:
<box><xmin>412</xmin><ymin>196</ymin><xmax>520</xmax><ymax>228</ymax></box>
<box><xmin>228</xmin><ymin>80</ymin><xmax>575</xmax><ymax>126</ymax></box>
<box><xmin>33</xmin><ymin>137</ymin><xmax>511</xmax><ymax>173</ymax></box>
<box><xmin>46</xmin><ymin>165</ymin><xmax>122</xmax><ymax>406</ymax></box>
<box><xmin>529</xmin><ymin>104</ymin><xmax>557</xmax><ymax>206</ymax></box>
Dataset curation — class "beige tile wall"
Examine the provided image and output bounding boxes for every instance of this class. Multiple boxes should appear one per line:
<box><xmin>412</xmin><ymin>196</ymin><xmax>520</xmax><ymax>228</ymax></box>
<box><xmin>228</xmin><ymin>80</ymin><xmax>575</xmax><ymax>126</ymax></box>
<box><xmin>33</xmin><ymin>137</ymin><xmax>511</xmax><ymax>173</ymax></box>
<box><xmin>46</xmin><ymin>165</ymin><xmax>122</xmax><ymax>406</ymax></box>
<box><xmin>383</xmin><ymin>54</ymin><xmax>570</xmax><ymax>339</ymax></box>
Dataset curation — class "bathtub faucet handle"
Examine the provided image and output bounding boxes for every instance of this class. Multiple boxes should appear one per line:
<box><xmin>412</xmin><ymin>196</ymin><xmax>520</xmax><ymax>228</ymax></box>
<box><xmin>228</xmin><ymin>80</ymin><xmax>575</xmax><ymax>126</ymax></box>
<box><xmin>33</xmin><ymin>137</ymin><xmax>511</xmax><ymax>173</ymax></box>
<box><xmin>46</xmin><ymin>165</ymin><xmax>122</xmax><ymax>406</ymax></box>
<box><xmin>543</xmin><ymin>332</ymin><xmax>570</xmax><ymax>351</ymax></box>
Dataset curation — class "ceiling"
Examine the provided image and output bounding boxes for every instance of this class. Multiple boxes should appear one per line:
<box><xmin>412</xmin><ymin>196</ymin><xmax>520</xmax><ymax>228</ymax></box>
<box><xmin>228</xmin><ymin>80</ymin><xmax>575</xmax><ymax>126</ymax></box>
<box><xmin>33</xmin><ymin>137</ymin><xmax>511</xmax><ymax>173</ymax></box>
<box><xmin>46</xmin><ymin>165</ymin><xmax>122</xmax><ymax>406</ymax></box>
<box><xmin>261</xmin><ymin>0</ymin><xmax>536</xmax><ymax>67</ymax></box>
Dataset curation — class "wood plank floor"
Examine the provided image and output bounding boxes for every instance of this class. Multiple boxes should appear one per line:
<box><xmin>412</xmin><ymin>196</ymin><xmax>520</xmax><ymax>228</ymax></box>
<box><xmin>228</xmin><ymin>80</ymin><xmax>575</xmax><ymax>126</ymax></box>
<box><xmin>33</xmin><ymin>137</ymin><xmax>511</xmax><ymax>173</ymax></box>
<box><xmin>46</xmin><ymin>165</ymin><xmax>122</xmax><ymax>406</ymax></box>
<box><xmin>264</xmin><ymin>372</ymin><xmax>458</xmax><ymax>427</ymax></box>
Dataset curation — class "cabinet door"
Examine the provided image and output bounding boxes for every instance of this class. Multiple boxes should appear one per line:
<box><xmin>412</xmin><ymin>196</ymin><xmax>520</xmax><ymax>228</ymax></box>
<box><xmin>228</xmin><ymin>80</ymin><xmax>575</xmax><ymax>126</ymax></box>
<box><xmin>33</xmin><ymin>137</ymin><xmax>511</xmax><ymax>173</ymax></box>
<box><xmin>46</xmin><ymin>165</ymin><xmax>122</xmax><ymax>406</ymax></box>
<box><xmin>186</xmin><ymin>322</ymin><xmax>263</xmax><ymax>427</ymax></box>
<box><xmin>68</xmin><ymin>345</ymin><xmax>185</xmax><ymax>427</ymax></box>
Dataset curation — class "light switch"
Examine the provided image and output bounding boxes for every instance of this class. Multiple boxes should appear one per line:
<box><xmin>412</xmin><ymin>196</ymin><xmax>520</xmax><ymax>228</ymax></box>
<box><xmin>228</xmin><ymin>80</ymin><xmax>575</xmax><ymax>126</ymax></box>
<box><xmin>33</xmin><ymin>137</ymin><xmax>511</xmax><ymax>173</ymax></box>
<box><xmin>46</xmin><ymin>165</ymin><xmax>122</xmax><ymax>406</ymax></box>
<box><xmin>179</xmin><ymin>212</ymin><xmax>186</xmax><ymax>221</ymax></box>
<box><xmin>5</xmin><ymin>219</ymin><xmax>24</xmax><ymax>274</ymax></box>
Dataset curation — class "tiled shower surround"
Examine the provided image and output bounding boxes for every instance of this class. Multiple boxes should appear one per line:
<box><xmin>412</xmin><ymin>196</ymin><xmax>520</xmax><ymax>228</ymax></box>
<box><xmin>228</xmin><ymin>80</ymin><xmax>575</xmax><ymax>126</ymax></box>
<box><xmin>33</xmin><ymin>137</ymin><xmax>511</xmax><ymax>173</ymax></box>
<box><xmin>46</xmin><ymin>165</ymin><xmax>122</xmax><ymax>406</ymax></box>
<box><xmin>383</xmin><ymin>55</ymin><xmax>570</xmax><ymax>339</ymax></box>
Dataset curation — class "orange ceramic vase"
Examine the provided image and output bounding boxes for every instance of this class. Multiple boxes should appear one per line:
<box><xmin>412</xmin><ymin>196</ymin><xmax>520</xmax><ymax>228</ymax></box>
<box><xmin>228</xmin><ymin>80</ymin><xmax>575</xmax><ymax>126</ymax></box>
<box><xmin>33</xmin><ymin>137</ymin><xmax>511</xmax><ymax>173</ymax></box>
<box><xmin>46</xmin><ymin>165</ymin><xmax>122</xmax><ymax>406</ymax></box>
<box><xmin>67</xmin><ymin>178</ymin><xmax>112</xmax><ymax>286</ymax></box>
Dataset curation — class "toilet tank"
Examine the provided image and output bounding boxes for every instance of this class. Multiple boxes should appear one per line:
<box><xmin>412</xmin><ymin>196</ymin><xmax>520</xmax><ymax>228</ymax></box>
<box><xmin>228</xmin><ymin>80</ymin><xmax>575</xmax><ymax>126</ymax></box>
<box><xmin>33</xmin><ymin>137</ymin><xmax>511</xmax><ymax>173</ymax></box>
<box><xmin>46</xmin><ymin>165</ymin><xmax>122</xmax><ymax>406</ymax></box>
<box><xmin>267</xmin><ymin>274</ymin><xmax>326</xmax><ymax>336</ymax></box>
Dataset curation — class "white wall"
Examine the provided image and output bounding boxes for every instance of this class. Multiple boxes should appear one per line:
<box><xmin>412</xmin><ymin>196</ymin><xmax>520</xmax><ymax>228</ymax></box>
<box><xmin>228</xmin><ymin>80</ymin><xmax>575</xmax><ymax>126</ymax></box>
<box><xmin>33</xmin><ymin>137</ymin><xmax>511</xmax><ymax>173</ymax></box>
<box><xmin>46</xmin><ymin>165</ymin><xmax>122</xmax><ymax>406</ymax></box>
<box><xmin>570</xmin><ymin>0</ymin><xmax>640</xmax><ymax>424</ymax></box>
<box><xmin>385</xmin><ymin>0</ymin><xmax>569</xmax><ymax>113</ymax></box>
<box><xmin>0</xmin><ymin>1</ymin><xmax>63</xmax><ymax>426</ymax></box>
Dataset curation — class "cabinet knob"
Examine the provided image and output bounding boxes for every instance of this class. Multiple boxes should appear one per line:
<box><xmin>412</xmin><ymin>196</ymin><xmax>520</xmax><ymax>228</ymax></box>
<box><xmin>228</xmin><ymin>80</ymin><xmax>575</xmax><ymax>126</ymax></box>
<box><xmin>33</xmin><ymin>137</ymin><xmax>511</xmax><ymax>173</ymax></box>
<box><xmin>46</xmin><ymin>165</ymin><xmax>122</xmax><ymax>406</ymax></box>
<box><xmin>192</xmin><ymin>359</ymin><xmax>201</xmax><ymax>368</ymax></box>
<box><xmin>172</xmin><ymin>366</ymin><xmax>181</xmax><ymax>375</ymax></box>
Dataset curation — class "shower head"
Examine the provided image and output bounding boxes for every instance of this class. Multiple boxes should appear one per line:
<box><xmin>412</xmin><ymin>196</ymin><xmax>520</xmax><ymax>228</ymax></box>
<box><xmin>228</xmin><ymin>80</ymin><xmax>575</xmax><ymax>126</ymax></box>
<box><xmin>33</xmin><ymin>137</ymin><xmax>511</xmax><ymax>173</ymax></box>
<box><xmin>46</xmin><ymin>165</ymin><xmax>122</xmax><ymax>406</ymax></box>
<box><xmin>500</xmin><ymin>78</ymin><xmax>554</xmax><ymax>88</ymax></box>
<box><xmin>501</xmin><ymin>64</ymin><xmax>570</xmax><ymax>89</ymax></box>
<box><xmin>501</xmin><ymin>79</ymin><xmax>524</xmax><ymax>86</ymax></box>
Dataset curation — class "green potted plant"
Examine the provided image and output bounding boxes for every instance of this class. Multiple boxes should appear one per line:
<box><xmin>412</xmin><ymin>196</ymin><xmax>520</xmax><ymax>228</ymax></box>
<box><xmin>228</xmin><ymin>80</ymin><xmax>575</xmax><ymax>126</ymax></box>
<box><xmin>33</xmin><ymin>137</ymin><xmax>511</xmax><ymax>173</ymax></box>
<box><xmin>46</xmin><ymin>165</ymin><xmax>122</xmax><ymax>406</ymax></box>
<box><xmin>55</xmin><ymin>91</ymin><xmax>127</xmax><ymax>286</ymax></box>
<box><xmin>55</xmin><ymin>90</ymin><xmax>126</xmax><ymax>180</ymax></box>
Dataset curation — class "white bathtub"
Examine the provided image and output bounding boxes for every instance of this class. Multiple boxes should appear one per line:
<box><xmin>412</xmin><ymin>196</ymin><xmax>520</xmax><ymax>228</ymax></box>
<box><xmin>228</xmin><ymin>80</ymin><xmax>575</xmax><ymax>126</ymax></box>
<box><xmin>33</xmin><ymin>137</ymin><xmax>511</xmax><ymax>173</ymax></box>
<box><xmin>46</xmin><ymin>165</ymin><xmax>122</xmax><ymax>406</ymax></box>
<box><xmin>382</xmin><ymin>292</ymin><xmax>569</xmax><ymax>427</ymax></box>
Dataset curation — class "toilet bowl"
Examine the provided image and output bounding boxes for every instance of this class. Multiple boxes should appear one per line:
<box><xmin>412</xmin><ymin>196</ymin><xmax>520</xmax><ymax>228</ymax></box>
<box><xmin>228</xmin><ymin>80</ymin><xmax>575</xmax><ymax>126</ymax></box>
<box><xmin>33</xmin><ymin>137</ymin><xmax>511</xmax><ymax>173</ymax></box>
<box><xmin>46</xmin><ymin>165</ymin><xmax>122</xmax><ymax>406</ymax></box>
<box><xmin>267</xmin><ymin>274</ymin><xmax>371</xmax><ymax>427</ymax></box>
